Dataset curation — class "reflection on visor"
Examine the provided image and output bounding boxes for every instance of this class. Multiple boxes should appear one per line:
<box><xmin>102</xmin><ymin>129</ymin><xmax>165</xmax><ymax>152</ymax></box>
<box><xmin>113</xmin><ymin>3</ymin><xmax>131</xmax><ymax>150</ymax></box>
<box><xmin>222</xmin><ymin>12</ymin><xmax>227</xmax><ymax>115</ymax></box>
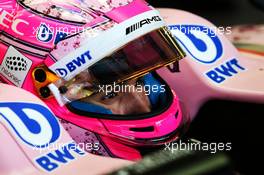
<box><xmin>50</xmin><ymin>27</ymin><xmax>185</xmax><ymax>104</ymax></box>
<box><xmin>89</xmin><ymin>27</ymin><xmax>185</xmax><ymax>84</ymax></box>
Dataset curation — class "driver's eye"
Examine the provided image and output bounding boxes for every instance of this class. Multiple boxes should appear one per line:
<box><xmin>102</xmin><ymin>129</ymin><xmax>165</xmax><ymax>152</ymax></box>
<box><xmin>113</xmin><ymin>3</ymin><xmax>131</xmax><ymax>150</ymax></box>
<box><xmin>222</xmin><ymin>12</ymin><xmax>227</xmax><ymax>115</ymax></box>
<box><xmin>102</xmin><ymin>91</ymin><xmax>118</xmax><ymax>100</ymax></box>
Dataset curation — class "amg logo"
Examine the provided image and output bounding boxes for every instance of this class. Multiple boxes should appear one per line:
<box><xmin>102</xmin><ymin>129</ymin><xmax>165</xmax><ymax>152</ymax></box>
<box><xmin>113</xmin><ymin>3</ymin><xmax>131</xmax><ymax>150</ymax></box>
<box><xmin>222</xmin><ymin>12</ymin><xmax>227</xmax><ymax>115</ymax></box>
<box><xmin>126</xmin><ymin>16</ymin><xmax>162</xmax><ymax>35</ymax></box>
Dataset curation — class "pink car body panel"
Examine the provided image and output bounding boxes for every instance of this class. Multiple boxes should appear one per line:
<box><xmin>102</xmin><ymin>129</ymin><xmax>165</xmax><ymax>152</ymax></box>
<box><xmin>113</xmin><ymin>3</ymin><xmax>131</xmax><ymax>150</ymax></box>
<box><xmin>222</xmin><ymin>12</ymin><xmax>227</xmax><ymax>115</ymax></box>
<box><xmin>0</xmin><ymin>83</ymin><xmax>131</xmax><ymax>175</ymax></box>
<box><xmin>226</xmin><ymin>24</ymin><xmax>264</xmax><ymax>56</ymax></box>
<box><xmin>157</xmin><ymin>8</ymin><xmax>264</xmax><ymax>119</ymax></box>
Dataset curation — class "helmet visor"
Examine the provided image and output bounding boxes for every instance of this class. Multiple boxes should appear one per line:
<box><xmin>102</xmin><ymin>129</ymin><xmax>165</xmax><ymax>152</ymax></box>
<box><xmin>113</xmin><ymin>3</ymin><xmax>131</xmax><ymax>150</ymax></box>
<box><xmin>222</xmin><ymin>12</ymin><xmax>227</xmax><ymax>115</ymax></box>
<box><xmin>49</xmin><ymin>27</ymin><xmax>185</xmax><ymax>104</ymax></box>
<box><xmin>89</xmin><ymin>27</ymin><xmax>185</xmax><ymax>84</ymax></box>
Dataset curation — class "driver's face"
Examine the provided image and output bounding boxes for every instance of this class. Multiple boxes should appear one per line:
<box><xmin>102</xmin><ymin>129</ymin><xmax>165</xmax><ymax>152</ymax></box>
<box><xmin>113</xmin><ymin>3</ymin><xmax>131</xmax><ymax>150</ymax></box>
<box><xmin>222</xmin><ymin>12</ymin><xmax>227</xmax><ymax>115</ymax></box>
<box><xmin>82</xmin><ymin>79</ymin><xmax>151</xmax><ymax>115</ymax></box>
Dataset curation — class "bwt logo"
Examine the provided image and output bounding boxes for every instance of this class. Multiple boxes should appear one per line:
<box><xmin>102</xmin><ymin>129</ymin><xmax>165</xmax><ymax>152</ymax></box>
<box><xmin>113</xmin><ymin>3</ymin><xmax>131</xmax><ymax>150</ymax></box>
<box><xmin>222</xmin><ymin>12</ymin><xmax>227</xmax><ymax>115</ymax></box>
<box><xmin>55</xmin><ymin>50</ymin><xmax>92</xmax><ymax>78</ymax></box>
<box><xmin>169</xmin><ymin>24</ymin><xmax>246</xmax><ymax>84</ymax></box>
<box><xmin>169</xmin><ymin>25</ymin><xmax>223</xmax><ymax>64</ymax></box>
<box><xmin>126</xmin><ymin>16</ymin><xmax>162</xmax><ymax>35</ymax></box>
<box><xmin>37</xmin><ymin>23</ymin><xmax>53</xmax><ymax>43</ymax></box>
<box><xmin>35</xmin><ymin>23</ymin><xmax>68</xmax><ymax>44</ymax></box>
<box><xmin>0</xmin><ymin>102</ymin><xmax>60</xmax><ymax>148</ymax></box>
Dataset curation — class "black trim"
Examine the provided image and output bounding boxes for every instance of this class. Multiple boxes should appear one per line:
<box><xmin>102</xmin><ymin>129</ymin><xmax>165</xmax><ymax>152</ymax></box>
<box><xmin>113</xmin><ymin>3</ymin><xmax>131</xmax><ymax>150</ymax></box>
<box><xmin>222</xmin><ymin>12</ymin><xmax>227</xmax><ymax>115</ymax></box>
<box><xmin>134</xmin><ymin>124</ymin><xmax>182</xmax><ymax>145</ymax></box>
<box><xmin>93</xmin><ymin>133</ymin><xmax>118</xmax><ymax>158</ymax></box>
<box><xmin>66</xmin><ymin>72</ymin><xmax>174</xmax><ymax>120</ymax></box>
<box><xmin>49</xmin><ymin>54</ymin><xmax>58</xmax><ymax>62</ymax></box>
<box><xmin>130</xmin><ymin>126</ymin><xmax>155</xmax><ymax>132</ymax></box>
<box><xmin>0</xmin><ymin>38</ymin><xmax>47</xmax><ymax>59</ymax></box>
<box><xmin>1</xmin><ymin>32</ymin><xmax>51</xmax><ymax>52</ymax></box>
<box><xmin>175</xmin><ymin>110</ymin><xmax>179</xmax><ymax>119</ymax></box>
<box><xmin>56</xmin><ymin>19</ymin><xmax>111</xmax><ymax>43</ymax></box>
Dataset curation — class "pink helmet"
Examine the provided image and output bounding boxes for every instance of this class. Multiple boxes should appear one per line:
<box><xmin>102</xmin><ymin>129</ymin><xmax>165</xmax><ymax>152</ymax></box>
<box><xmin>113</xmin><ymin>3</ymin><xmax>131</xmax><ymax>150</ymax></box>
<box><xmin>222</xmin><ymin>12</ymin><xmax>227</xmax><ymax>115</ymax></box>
<box><xmin>0</xmin><ymin>0</ymin><xmax>188</xmax><ymax>159</ymax></box>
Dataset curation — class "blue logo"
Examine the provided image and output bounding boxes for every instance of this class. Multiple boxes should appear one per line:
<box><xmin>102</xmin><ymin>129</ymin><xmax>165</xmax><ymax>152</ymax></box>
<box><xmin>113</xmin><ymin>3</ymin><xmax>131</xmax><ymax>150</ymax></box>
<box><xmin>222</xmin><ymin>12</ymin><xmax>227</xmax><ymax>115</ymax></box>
<box><xmin>37</xmin><ymin>23</ymin><xmax>53</xmax><ymax>43</ymax></box>
<box><xmin>36</xmin><ymin>142</ymin><xmax>86</xmax><ymax>172</ymax></box>
<box><xmin>55</xmin><ymin>50</ymin><xmax>92</xmax><ymax>78</ymax></box>
<box><xmin>55</xmin><ymin>68</ymin><xmax>68</xmax><ymax>78</ymax></box>
<box><xmin>54</xmin><ymin>31</ymin><xmax>68</xmax><ymax>45</ymax></box>
<box><xmin>0</xmin><ymin>102</ymin><xmax>60</xmax><ymax>148</ymax></box>
<box><xmin>169</xmin><ymin>25</ymin><xmax>223</xmax><ymax>64</ymax></box>
<box><xmin>206</xmin><ymin>58</ymin><xmax>245</xmax><ymax>83</ymax></box>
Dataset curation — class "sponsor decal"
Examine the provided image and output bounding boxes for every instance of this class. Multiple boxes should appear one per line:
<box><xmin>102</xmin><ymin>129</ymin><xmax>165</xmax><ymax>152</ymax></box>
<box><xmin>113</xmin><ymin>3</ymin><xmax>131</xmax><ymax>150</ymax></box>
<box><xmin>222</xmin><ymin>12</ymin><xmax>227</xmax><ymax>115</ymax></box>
<box><xmin>0</xmin><ymin>102</ymin><xmax>85</xmax><ymax>172</ymax></box>
<box><xmin>35</xmin><ymin>142</ymin><xmax>86</xmax><ymax>172</ymax></box>
<box><xmin>0</xmin><ymin>9</ymin><xmax>29</xmax><ymax>36</ymax></box>
<box><xmin>126</xmin><ymin>15</ymin><xmax>162</xmax><ymax>35</ymax></box>
<box><xmin>0</xmin><ymin>46</ymin><xmax>32</xmax><ymax>87</ymax></box>
<box><xmin>169</xmin><ymin>25</ymin><xmax>223</xmax><ymax>64</ymax></box>
<box><xmin>50</xmin><ymin>10</ymin><xmax>164</xmax><ymax>80</ymax></box>
<box><xmin>54</xmin><ymin>31</ymin><xmax>68</xmax><ymax>44</ymax></box>
<box><xmin>0</xmin><ymin>102</ymin><xmax>60</xmax><ymax>148</ymax></box>
<box><xmin>169</xmin><ymin>25</ymin><xmax>246</xmax><ymax>83</ymax></box>
<box><xmin>55</xmin><ymin>50</ymin><xmax>92</xmax><ymax>78</ymax></box>
<box><xmin>206</xmin><ymin>58</ymin><xmax>245</xmax><ymax>83</ymax></box>
<box><xmin>37</xmin><ymin>23</ymin><xmax>53</xmax><ymax>43</ymax></box>
<box><xmin>35</xmin><ymin>23</ymin><xmax>69</xmax><ymax>44</ymax></box>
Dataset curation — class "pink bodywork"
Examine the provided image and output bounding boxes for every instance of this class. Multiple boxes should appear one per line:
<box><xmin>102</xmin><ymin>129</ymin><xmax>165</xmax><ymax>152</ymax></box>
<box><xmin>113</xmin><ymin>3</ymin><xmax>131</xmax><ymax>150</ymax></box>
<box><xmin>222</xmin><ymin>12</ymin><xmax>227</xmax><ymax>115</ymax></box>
<box><xmin>2</xmin><ymin>1</ymin><xmax>263</xmax><ymax>173</ymax></box>
<box><xmin>0</xmin><ymin>84</ymin><xmax>131</xmax><ymax>175</ymax></box>
<box><xmin>226</xmin><ymin>24</ymin><xmax>264</xmax><ymax>56</ymax></box>
<box><xmin>158</xmin><ymin>8</ymin><xmax>264</xmax><ymax>119</ymax></box>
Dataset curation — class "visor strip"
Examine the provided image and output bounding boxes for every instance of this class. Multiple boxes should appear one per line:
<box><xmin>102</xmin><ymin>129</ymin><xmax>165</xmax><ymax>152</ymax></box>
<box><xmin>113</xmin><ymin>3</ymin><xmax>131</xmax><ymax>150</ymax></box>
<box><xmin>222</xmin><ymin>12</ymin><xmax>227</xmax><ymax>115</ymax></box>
<box><xmin>49</xmin><ymin>10</ymin><xmax>166</xmax><ymax>81</ymax></box>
